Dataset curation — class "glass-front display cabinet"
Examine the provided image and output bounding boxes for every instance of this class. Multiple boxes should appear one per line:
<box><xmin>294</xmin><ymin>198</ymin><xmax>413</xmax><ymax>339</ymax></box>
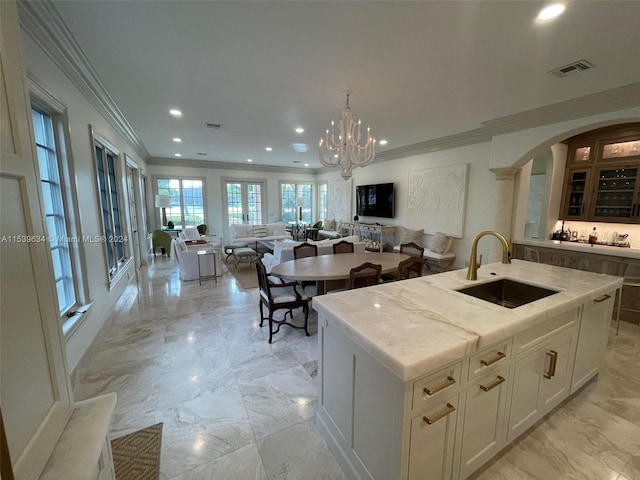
<box><xmin>561</xmin><ymin>124</ymin><xmax>640</xmax><ymax>224</ymax></box>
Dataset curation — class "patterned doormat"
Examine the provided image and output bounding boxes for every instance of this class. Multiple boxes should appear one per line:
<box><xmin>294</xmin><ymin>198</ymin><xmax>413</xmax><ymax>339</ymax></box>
<box><xmin>111</xmin><ymin>423</ymin><xmax>162</xmax><ymax>480</ymax></box>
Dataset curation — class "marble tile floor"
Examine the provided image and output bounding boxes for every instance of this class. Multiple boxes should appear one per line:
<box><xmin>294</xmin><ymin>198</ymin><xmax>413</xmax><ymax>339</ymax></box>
<box><xmin>72</xmin><ymin>255</ymin><xmax>640</xmax><ymax>480</ymax></box>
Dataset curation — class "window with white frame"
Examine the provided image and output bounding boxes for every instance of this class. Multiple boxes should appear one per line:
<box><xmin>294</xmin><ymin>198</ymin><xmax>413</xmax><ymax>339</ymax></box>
<box><xmin>94</xmin><ymin>136</ymin><xmax>129</xmax><ymax>278</ymax></box>
<box><xmin>30</xmin><ymin>89</ymin><xmax>92</xmax><ymax>336</ymax></box>
<box><xmin>281</xmin><ymin>182</ymin><xmax>312</xmax><ymax>223</ymax></box>
<box><xmin>156</xmin><ymin>178</ymin><xmax>205</xmax><ymax>228</ymax></box>
<box><xmin>318</xmin><ymin>182</ymin><xmax>328</xmax><ymax>221</ymax></box>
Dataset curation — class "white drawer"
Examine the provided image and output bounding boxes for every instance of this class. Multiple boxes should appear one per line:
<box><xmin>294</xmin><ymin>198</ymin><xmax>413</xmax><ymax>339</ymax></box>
<box><xmin>513</xmin><ymin>309</ymin><xmax>578</xmax><ymax>356</ymax></box>
<box><xmin>468</xmin><ymin>340</ymin><xmax>512</xmax><ymax>380</ymax></box>
<box><xmin>412</xmin><ymin>361</ymin><xmax>462</xmax><ymax>410</ymax></box>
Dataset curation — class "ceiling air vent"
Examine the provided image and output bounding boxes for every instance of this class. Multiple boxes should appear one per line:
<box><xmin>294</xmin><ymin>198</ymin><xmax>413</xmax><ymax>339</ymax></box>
<box><xmin>549</xmin><ymin>60</ymin><xmax>594</xmax><ymax>77</ymax></box>
<box><xmin>205</xmin><ymin>122</ymin><xmax>222</xmax><ymax>129</ymax></box>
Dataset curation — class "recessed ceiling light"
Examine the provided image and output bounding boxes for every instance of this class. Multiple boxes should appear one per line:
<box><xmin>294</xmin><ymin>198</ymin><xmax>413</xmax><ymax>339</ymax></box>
<box><xmin>265</xmin><ymin>147</ymin><xmax>273</xmax><ymax>152</ymax></box>
<box><xmin>304</xmin><ymin>163</ymin><xmax>309</xmax><ymax>167</ymax></box>
<box><xmin>295</xmin><ymin>127</ymin><xmax>304</xmax><ymax>134</ymax></box>
<box><xmin>537</xmin><ymin>3</ymin><xmax>565</xmax><ymax>20</ymax></box>
<box><xmin>379</xmin><ymin>139</ymin><xmax>388</xmax><ymax>146</ymax></box>
<box><xmin>169</xmin><ymin>109</ymin><xmax>183</xmax><ymax>117</ymax></box>
<box><xmin>173</xmin><ymin>137</ymin><xmax>182</xmax><ymax>143</ymax></box>
<box><xmin>247</xmin><ymin>158</ymin><xmax>253</xmax><ymax>162</ymax></box>
<box><xmin>174</xmin><ymin>153</ymin><xmax>182</xmax><ymax>157</ymax></box>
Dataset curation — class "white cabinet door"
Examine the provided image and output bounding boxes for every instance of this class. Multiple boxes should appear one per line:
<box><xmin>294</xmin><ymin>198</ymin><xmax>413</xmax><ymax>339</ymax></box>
<box><xmin>458</xmin><ymin>365</ymin><xmax>510</xmax><ymax>479</ymax></box>
<box><xmin>572</xmin><ymin>291</ymin><xmax>615</xmax><ymax>393</ymax></box>
<box><xmin>507</xmin><ymin>328</ymin><xmax>577</xmax><ymax>442</ymax></box>
<box><xmin>408</xmin><ymin>393</ymin><xmax>459</xmax><ymax>480</ymax></box>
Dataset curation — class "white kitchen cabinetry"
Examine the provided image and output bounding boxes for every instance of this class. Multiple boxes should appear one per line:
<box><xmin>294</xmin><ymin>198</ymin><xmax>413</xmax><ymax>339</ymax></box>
<box><xmin>572</xmin><ymin>291</ymin><xmax>615</xmax><ymax>393</ymax></box>
<box><xmin>507</xmin><ymin>325</ymin><xmax>578</xmax><ymax>442</ymax></box>
<box><xmin>457</xmin><ymin>365</ymin><xmax>510</xmax><ymax>479</ymax></box>
<box><xmin>408</xmin><ymin>392</ymin><xmax>460</xmax><ymax>480</ymax></box>
<box><xmin>317</xmin><ymin>294</ymin><xmax>614</xmax><ymax>480</ymax></box>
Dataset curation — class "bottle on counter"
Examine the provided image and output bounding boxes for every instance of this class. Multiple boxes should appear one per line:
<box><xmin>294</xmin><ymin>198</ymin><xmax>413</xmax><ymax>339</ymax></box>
<box><xmin>588</xmin><ymin>227</ymin><xmax>598</xmax><ymax>245</ymax></box>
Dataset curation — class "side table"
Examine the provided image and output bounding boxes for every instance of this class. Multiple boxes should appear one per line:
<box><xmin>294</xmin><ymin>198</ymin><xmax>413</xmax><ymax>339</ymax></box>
<box><xmin>197</xmin><ymin>248</ymin><xmax>221</xmax><ymax>285</ymax></box>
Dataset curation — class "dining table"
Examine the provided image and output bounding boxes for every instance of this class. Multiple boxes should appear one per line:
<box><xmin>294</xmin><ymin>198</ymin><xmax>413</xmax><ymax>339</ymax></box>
<box><xmin>270</xmin><ymin>252</ymin><xmax>411</xmax><ymax>295</ymax></box>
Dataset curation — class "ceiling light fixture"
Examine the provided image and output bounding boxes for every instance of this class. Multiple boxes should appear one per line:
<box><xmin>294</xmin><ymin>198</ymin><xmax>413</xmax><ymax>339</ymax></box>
<box><xmin>319</xmin><ymin>91</ymin><xmax>375</xmax><ymax>179</ymax></box>
<box><xmin>295</xmin><ymin>127</ymin><xmax>304</xmax><ymax>134</ymax></box>
<box><xmin>169</xmin><ymin>109</ymin><xmax>182</xmax><ymax>117</ymax></box>
<box><xmin>174</xmin><ymin>153</ymin><xmax>181</xmax><ymax>157</ymax></box>
<box><xmin>538</xmin><ymin>3</ymin><xmax>565</xmax><ymax>20</ymax></box>
<box><xmin>379</xmin><ymin>139</ymin><xmax>388</xmax><ymax>146</ymax></box>
<box><xmin>173</xmin><ymin>137</ymin><xmax>182</xmax><ymax>143</ymax></box>
<box><xmin>265</xmin><ymin>147</ymin><xmax>273</xmax><ymax>152</ymax></box>
<box><xmin>247</xmin><ymin>158</ymin><xmax>253</xmax><ymax>162</ymax></box>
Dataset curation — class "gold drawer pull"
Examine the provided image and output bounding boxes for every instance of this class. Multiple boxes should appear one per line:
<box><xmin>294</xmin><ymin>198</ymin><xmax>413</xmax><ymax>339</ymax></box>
<box><xmin>423</xmin><ymin>376</ymin><xmax>456</xmax><ymax>396</ymax></box>
<box><xmin>423</xmin><ymin>403</ymin><xmax>456</xmax><ymax>425</ymax></box>
<box><xmin>594</xmin><ymin>294</ymin><xmax>611</xmax><ymax>303</ymax></box>
<box><xmin>480</xmin><ymin>351</ymin><xmax>506</xmax><ymax>366</ymax></box>
<box><xmin>480</xmin><ymin>375</ymin><xmax>506</xmax><ymax>392</ymax></box>
<box><xmin>544</xmin><ymin>350</ymin><xmax>558</xmax><ymax>379</ymax></box>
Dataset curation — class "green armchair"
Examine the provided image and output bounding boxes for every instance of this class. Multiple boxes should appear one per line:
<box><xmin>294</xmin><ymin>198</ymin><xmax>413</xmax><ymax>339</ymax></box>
<box><xmin>308</xmin><ymin>221</ymin><xmax>323</xmax><ymax>241</ymax></box>
<box><xmin>152</xmin><ymin>230</ymin><xmax>172</xmax><ymax>257</ymax></box>
<box><xmin>197</xmin><ymin>224</ymin><xmax>208</xmax><ymax>235</ymax></box>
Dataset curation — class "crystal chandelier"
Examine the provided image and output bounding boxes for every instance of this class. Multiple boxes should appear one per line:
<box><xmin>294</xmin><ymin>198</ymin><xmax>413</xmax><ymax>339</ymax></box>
<box><xmin>319</xmin><ymin>91</ymin><xmax>376</xmax><ymax>179</ymax></box>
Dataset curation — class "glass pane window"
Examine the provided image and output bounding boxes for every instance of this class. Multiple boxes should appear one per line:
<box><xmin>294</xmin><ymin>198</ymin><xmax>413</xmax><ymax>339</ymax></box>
<box><xmin>157</xmin><ymin>178</ymin><xmax>205</xmax><ymax>228</ymax></box>
<box><xmin>95</xmin><ymin>140</ymin><xmax>127</xmax><ymax>276</ymax></box>
<box><xmin>224</xmin><ymin>180</ymin><xmax>265</xmax><ymax>226</ymax></box>
<box><xmin>318</xmin><ymin>183</ymin><xmax>328</xmax><ymax>221</ymax></box>
<box><xmin>280</xmin><ymin>182</ymin><xmax>312</xmax><ymax>224</ymax></box>
<box><xmin>31</xmin><ymin>106</ymin><xmax>76</xmax><ymax>313</ymax></box>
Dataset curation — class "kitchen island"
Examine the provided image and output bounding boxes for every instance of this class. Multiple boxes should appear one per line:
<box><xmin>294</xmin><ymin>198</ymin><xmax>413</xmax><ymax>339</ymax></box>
<box><xmin>312</xmin><ymin>260</ymin><xmax>622</xmax><ymax>480</ymax></box>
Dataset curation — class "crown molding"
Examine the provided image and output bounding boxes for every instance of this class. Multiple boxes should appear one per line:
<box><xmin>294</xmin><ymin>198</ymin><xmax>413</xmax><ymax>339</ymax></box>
<box><xmin>147</xmin><ymin>157</ymin><xmax>316</xmax><ymax>175</ymax></box>
<box><xmin>18</xmin><ymin>0</ymin><xmax>149</xmax><ymax>160</ymax></box>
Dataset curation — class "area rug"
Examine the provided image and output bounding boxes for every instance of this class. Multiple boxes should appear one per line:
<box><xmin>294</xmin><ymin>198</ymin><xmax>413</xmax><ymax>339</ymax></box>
<box><xmin>224</xmin><ymin>258</ymin><xmax>258</xmax><ymax>289</ymax></box>
<box><xmin>111</xmin><ymin>423</ymin><xmax>163</xmax><ymax>480</ymax></box>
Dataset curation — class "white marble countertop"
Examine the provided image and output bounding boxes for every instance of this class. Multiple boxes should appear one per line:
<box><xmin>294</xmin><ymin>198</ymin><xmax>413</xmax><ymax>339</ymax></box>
<box><xmin>312</xmin><ymin>260</ymin><xmax>623</xmax><ymax>383</ymax></box>
<box><xmin>513</xmin><ymin>237</ymin><xmax>640</xmax><ymax>259</ymax></box>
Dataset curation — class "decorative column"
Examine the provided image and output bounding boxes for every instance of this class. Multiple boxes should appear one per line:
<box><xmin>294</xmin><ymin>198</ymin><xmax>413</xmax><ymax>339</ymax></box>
<box><xmin>488</xmin><ymin>167</ymin><xmax>520</xmax><ymax>263</ymax></box>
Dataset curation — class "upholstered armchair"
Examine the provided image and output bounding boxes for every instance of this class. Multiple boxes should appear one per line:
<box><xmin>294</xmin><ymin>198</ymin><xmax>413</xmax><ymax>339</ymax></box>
<box><xmin>152</xmin><ymin>230</ymin><xmax>172</xmax><ymax>256</ymax></box>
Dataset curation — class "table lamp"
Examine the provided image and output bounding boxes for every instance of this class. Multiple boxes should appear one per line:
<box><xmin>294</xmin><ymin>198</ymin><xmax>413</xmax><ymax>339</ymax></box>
<box><xmin>155</xmin><ymin>194</ymin><xmax>171</xmax><ymax>226</ymax></box>
<box><xmin>296</xmin><ymin>196</ymin><xmax>304</xmax><ymax>222</ymax></box>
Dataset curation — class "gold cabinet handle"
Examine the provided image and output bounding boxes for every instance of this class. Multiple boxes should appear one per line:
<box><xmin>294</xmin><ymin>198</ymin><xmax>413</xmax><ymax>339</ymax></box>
<box><xmin>544</xmin><ymin>350</ymin><xmax>558</xmax><ymax>379</ymax></box>
<box><xmin>423</xmin><ymin>376</ymin><xmax>456</xmax><ymax>396</ymax></box>
<box><xmin>480</xmin><ymin>375</ymin><xmax>506</xmax><ymax>392</ymax></box>
<box><xmin>480</xmin><ymin>351</ymin><xmax>506</xmax><ymax>367</ymax></box>
<box><xmin>594</xmin><ymin>294</ymin><xmax>611</xmax><ymax>303</ymax></box>
<box><xmin>423</xmin><ymin>403</ymin><xmax>456</xmax><ymax>425</ymax></box>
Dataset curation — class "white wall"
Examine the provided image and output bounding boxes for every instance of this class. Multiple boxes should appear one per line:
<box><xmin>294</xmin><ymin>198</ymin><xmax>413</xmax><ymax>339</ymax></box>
<box><xmin>21</xmin><ymin>32</ymin><xmax>149</xmax><ymax>371</ymax></box>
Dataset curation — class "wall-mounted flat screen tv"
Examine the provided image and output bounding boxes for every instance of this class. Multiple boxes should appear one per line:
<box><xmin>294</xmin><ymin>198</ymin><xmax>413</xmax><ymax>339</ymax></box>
<box><xmin>356</xmin><ymin>183</ymin><xmax>394</xmax><ymax>218</ymax></box>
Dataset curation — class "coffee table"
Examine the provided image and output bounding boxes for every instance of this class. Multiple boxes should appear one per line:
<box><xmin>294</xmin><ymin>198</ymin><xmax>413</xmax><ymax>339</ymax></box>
<box><xmin>270</xmin><ymin>252</ymin><xmax>411</xmax><ymax>295</ymax></box>
<box><xmin>256</xmin><ymin>239</ymin><xmax>275</xmax><ymax>256</ymax></box>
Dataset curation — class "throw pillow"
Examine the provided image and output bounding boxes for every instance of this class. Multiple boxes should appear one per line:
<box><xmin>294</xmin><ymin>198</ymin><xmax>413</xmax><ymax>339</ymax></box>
<box><xmin>399</xmin><ymin>227</ymin><xmax>424</xmax><ymax>246</ymax></box>
<box><xmin>267</xmin><ymin>222</ymin><xmax>286</xmax><ymax>236</ymax></box>
<box><xmin>324</xmin><ymin>219</ymin><xmax>336</xmax><ymax>230</ymax></box>
<box><xmin>431</xmin><ymin>232</ymin><xmax>451</xmax><ymax>254</ymax></box>
<box><xmin>252</xmin><ymin>225</ymin><xmax>268</xmax><ymax>238</ymax></box>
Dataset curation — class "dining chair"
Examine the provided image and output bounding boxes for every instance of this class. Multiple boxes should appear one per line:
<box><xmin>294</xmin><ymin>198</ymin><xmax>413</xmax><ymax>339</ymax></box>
<box><xmin>396</xmin><ymin>256</ymin><xmax>425</xmax><ymax>280</ymax></box>
<box><xmin>151</xmin><ymin>230</ymin><xmax>172</xmax><ymax>257</ymax></box>
<box><xmin>333</xmin><ymin>240</ymin><xmax>354</xmax><ymax>254</ymax></box>
<box><xmin>293</xmin><ymin>242</ymin><xmax>318</xmax><ymax>259</ymax></box>
<box><xmin>255</xmin><ymin>259</ymin><xmax>310</xmax><ymax>343</ymax></box>
<box><xmin>348</xmin><ymin>262</ymin><xmax>382</xmax><ymax>290</ymax></box>
<box><xmin>615</xmin><ymin>262</ymin><xmax>640</xmax><ymax>335</ymax></box>
<box><xmin>400</xmin><ymin>242</ymin><xmax>425</xmax><ymax>258</ymax></box>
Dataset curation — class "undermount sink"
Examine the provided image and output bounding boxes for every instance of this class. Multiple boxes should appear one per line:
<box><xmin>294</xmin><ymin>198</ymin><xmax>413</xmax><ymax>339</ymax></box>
<box><xmin>456</xmin><ymin>278</ymin><xmax>559</xmax><ymax>309</ymax></box>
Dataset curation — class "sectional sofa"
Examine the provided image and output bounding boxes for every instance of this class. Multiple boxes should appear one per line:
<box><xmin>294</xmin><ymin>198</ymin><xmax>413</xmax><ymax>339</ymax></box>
<box><xmin>229</xmin><ymin>222</ymin><xmax>293</xmax><ymax>248</ymax></box>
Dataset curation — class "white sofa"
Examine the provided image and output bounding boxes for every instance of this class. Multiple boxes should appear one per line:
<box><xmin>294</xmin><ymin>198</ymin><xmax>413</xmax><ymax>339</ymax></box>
<box><xmin>229</xmin><ymin>222</ymin><xmax>292</xmax><ymax>247</ymax></box>
<box><xmin>171</xmin><ymin>237</ymin><xmax>224</xmax><ymax>281</ymax></box>
<box><xmin>261</xmin><ymin>235</ymin><xmax>366</xmax><ymax>273</ymax></box>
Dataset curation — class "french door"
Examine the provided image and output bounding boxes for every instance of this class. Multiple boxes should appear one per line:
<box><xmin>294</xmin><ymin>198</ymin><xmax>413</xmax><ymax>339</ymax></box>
<box><xmin>224</xmin><ymin>179</ymin><xmax>266</xmax><ymax>231</ymax></box>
